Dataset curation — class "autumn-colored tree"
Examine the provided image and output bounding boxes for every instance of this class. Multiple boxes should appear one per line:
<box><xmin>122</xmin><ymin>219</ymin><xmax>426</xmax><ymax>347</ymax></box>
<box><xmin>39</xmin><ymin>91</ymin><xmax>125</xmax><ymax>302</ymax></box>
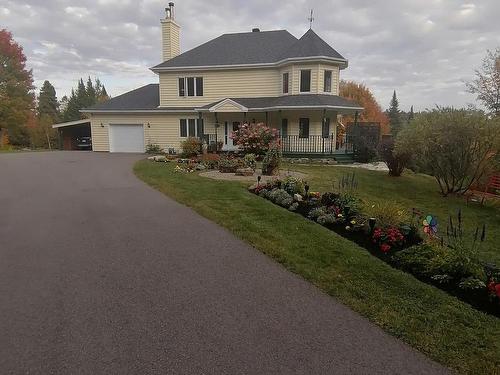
<box><xmin>339</xmin><ymin>80</ymin><xmax>389</xmax><ymax>134</ymax></box>
<box><xmin>0</xmin><ymin>29</ymin><xmax>35</xmax><ymax>145</ymax></box>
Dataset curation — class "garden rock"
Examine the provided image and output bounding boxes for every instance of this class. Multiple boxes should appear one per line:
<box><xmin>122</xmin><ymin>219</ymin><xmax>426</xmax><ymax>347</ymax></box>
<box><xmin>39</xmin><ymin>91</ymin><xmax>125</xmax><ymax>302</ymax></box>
<box><xmin>195</xmin><ymin>164</ymin><xmax>206</xmax><ymax>171</ymax></box>
<box><xmin>235</xmin><ymin>167</ymin><xmax>254</xmax><ymax>176</ymax></box>
<box><xmin>294</xmin><ymin>193</ymin><xmax>303</xmax><ymax>202</ymax></box>
<box><xmin>148</xmin><ymin>155</ymin><xmax>167</xmax><ymax>162</ymax></box>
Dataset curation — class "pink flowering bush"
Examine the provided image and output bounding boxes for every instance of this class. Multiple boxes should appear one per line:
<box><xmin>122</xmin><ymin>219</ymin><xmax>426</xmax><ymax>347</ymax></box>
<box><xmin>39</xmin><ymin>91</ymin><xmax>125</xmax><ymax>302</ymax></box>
<box><xmin>231</xmin><ymin>122</ymin><xmax>280</xmax><ymax>155</ymax></box>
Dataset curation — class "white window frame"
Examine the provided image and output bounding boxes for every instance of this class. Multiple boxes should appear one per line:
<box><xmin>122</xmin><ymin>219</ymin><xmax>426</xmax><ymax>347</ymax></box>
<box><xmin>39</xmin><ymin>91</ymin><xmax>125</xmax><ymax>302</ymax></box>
<box><xmin>179</xmin><ymin>118</ymin><xmax>204</xmax><ymax>138</ymax></box>
<box><xmin>282</xmin><ymin>72</ymin><xmax>290</xmax><ymax>94</ymax></box>
<box><xmin>323</xmin><ymin>70</ymin><xmax>332</xmax><ymax>93</ymax></box>
<box><xmin>178</xmin><ymin>77</ymin><xmax>203</xmax><ymax>97</ymax></box>
<box><xmin>300</xmin><ymin>69</ymin><xmax>311</xmax><ymax>93</ymax></box>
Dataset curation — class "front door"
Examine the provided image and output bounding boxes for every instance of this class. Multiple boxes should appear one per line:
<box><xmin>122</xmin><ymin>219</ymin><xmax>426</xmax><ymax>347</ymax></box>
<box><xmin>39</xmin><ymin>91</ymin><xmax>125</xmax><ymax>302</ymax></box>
<box><xmin>224</xmin><ymin>121</ymin><xmax>240</xmax><ymax>150</ymax></box>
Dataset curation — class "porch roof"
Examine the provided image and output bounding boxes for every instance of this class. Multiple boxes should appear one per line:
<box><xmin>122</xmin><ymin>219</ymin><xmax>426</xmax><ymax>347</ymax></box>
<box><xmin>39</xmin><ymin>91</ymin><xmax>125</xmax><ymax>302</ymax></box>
<box><xmin>196</xmin><ymin>94</ymin><xmax>363</xmax><ymax>113</ymax></box>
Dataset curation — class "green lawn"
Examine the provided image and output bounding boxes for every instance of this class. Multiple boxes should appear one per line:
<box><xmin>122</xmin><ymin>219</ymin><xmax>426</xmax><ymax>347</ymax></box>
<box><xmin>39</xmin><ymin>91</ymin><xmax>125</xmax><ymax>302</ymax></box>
<box><xmin>288</xmin><ymin>164</ymin><xmax>500</xmax><ymax>264</ymax></box>
<box><xmin>134</xmin><ymin>160</ymin><xmax>500</xmax><ymax>375</ymax></box>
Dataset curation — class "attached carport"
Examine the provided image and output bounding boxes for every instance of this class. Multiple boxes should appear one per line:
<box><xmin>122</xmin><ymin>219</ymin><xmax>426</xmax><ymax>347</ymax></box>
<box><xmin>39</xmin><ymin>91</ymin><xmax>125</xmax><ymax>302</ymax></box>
<box><xmin>52</xmin><ymin>119</ymin><xmax>91</xmax><ymax>150</ymax></box>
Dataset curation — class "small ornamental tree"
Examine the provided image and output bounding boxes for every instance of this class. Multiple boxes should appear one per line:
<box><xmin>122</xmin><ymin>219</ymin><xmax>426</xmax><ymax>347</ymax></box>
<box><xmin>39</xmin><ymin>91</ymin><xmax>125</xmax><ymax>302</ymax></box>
<box><xmin>231</xmin><ymin>122</ymin><xmax>279</xmax><ymax>155</ymax></box>
<box><xmin>395</xmin><ymin>107</ymin><xmax>500</xmax><ymax>196</ymax></box>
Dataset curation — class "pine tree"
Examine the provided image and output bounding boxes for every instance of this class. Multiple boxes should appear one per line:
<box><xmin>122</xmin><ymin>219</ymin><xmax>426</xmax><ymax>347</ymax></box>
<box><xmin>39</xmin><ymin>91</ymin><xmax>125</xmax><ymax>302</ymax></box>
<box><xmin>387</xmin><ymin>90</ymin><xmax>402</xmax><ymax>135</ymax></box>
<box><xmin>37</xmin><ymin>80</ymin><xmax>59</xmax><ymax>122</ymax></box>
<box><xmin>61</xmin><ymin>77</ymin><xmax>110</xmax><ymax>121</ymax></box>
<box><xmin>0</xmin><ymin>29</ymin><xmax>35</xmax><ymax>145</ymax></box>
<box><xmin>63</xmin><ymin>89</ymin><xmax>81</xmax><ymax>121</ymax></box>
<box><xmin>86</xmin><ymin>77</ymin><xmax>96</xmax><ymax>106</ymax></box>
<box><xmin>76</xmin><ymin>78</ymin><xmax>87</xmax><ymax>109</ymax></box>
<box><xmin>408</xmin><ymin>105</ymin><xmax>415</xmax><ymax>123</ymax></box>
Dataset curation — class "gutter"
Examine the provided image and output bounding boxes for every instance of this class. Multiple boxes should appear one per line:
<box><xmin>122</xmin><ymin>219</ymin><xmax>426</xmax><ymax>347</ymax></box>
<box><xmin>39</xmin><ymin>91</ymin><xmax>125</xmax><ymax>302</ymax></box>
<box><xmin>150</xmin><ymin>56</ymin><xmax>348</xmax><ymax>73</ymax></box>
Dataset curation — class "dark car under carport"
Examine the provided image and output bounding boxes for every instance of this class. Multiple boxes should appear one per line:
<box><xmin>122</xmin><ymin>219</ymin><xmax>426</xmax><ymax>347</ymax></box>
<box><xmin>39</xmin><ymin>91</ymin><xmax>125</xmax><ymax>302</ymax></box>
<box><xmin>52</xmin><ymin>119</ymin><xmax>92</xmax><ymax>150</ymax></box>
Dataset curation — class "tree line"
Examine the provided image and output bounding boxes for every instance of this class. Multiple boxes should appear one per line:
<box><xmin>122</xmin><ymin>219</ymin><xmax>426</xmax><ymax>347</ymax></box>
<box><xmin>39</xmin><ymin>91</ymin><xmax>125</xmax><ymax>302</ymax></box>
<box><xmin>0</xmin><ymin>29</ymin><xmax>109</xmax><ymax>149</ymax></box>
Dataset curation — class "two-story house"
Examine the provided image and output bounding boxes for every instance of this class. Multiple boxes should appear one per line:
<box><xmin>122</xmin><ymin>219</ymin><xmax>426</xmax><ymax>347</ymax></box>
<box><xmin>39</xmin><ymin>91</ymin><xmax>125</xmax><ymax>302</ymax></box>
<box><xmin>80</xmin><ymin>3</ymin><xmax>362</xmax><ymax>154</ymax></box>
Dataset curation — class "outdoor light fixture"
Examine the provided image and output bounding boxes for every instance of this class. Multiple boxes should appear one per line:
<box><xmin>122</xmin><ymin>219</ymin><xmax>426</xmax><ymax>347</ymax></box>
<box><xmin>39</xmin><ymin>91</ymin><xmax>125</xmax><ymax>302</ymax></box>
<box><xmin>368</xmin><ymin>218</ymin><xmax>376</xmax><ymax>233</ymax></box>
<box><xmin>147</xmin><ymin>122</ymin><xmax>151</xmax><ymax>128</ymax></box>
<box><xmin>100</xmin><ymin>122</ymin><xmax>104</xmax><ymax>128</ymax></box>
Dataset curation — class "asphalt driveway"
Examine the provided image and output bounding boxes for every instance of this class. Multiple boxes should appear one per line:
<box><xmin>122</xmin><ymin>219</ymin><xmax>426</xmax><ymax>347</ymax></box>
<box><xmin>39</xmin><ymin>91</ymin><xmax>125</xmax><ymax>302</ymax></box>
<box><xmin>0</xmin><ymin>151</ymin><xmax>449</xmax><ymax>374</ymax></box>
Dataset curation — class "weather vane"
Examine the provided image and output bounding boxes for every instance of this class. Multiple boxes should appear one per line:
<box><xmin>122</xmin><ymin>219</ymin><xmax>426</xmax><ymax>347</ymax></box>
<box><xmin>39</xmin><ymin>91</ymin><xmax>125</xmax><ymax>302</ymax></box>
<box><xmin>308</xmin><ymin>9</ymin><xmax>314</xmax><ymax>29</ymax></box>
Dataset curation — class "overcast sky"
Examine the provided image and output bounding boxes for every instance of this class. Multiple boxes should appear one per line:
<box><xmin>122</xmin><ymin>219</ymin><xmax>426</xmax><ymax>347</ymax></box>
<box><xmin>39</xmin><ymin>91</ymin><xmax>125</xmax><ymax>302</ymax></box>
<box><xmin>1</xmin><ymin>0</ymin><xmax>499</xmax><ymax>110</ymax></box>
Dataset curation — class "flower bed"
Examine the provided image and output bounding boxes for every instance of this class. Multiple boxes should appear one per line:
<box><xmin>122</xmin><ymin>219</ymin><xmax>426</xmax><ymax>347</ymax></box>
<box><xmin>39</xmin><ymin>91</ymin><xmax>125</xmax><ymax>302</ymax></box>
<box><xmin>249</xmin><ymin>175</ymin><xmax>500</xmax><ymax>316</ymax></box>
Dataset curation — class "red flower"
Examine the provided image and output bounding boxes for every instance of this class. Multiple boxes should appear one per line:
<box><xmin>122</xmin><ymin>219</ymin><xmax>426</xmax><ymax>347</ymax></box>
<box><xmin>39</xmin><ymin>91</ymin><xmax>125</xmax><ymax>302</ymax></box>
<box><xmin>380</xmin><ymin>243</ymin><xmax>391</xmax><ymax>253</ymax></box>
<box><xmin>488</xmin><ymin>281</ymin><xmax>500</xmax><ymax>297</ymax></box>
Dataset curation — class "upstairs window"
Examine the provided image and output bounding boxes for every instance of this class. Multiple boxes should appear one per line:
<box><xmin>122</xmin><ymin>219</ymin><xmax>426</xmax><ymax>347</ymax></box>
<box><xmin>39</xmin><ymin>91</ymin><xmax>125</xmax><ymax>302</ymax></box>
<box><xmin>178</xmin><ymin>77</ymin><xmax>203</xmax><ymax>97</ymax></box>
<box><xmin>323</xmin><ymin>70</ymin><xmax>332</xmax><ymax>92</ymax></box>
<box><xmin>178</xmin><ymin>78</ymin><xmax>185</xmax><ymax>96</ymax></box>
<box><xmin>300</xmin><ymin>70</ymin><xmax>311</xmax><ymax>92</ymax></box>
<box><xmin>282</xmin><ymin>72</ymin><xmax>289</xmax><ymax>94</ymax></box>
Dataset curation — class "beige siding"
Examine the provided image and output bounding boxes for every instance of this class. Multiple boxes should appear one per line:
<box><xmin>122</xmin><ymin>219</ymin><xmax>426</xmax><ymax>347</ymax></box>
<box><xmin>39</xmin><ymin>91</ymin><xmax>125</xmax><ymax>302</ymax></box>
<box><xmin>161</xmin><ymin>19</ymin><xmax>180</xmax><ymax>61</ymax></box>
<box><xmin>290</xmin><ymin>63</ymin><xmax>320</xmax><ymax>94</ymax></box>
<box><xmin>319</xmin><ymin>64</ymin><xmax>340</xmax><ymax>95</ymax></box>
<box><xmin>159</xmin><ymin>68</ymin><xmax>281</xmax><ymax>107</ymax></box>
<box><xmin>90</xmin><ymin>113</ymin><xmax>193</xmax><ymax>152</ymax></box>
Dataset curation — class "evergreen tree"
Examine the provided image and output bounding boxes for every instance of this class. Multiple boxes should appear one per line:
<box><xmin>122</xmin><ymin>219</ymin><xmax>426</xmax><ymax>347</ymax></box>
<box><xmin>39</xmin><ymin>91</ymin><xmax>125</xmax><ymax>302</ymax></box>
<box><xmin>37</xmin><ymin>80</ymin><xmax>59</xmax><ymax>122</ymax></box>
<box><xmin>63</xmin><ymin>89</ymin><xmax>81</xmax><ymax>121</ymax></box>
<box><xmin>387</xmin><ymin>90</ymin><xmax>402</xmax><ymax>135</ymax></box>
<box><xmin>0</xmin><ymin>29</ymin><xmax>35</xmax><ymax>145</ymax></box>
<box><xmin>408</xmin><ymin>105</ymin><xmax>415</xmax><ymax>123</ymax></box>
<box><xmin>76</xmin><ymin>78</ymin><xmax>87</xmax><ymax>108</ymax></box>
<box><xmin>86</xmin><ymin>76</ymin><xmax>96</xmax><ymax>106</ymax></box>
<box><xmin>61</xmin><ymin>77</ymin><xmax>109</xmax><ymax>121</ymax></box>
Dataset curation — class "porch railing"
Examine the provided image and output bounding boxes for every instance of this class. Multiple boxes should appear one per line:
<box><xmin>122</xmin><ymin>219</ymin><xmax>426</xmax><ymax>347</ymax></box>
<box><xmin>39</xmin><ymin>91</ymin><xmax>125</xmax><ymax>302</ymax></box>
<box><xmin>280</xmin><ymin>134</ymin><xmax>354</xmax><ymax>155</ymax></box>
<box><xmin>198</xmin><ymin>134</ymin><xmax>355</xmax><ymax>155</ymax></box>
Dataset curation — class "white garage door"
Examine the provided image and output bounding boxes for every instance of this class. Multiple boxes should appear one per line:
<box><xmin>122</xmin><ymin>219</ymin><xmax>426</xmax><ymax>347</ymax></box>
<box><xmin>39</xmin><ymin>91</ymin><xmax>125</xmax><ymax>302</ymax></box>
<box><xmin>109</xmin><ymin>124</ymin><xmax>144</xmax><ymax>153</ymax></box>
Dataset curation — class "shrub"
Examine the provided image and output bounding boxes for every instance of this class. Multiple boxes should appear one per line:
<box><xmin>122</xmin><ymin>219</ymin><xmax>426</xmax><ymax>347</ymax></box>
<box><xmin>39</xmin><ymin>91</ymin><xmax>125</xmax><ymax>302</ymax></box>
<box><xmin>317</xmin><ymin>214</ymin><xmax>338</xmax><ymax>226</ymax></box>
<box><xmin>199</xmin><ymin>153</ymin><xmax>220</xmax><ymax>169</ymax></box>
<box><xmin>218</xmin><ymin>155</ymin><xmax>244</xmax><ymax>173</ymax></box>
<box><xmin>262</xmin><ymin>143</ymin><xmax>282</xmax><ymax>176</ymax></box>
<box><xmin>378</xmin><ymin>136</ymin><xmax>410</xmax><ymax>177</ymax></box>
<box><xmin>180</xmin><ymin>137</ymin><xmax>202</xmax><ymax>157</ymax></box>
<box><xmin>364</xmin><ymin>201</ymin><xmax>411</xmax><ymax>228</ymax></box>
<box><xmin>395</xmin><ymin>108</ymin><xmax>500</xmax><ymax>195</ymax></box>
<box><xmin>394</xmin><ymin>240</ymin><xmax>486</xmax><ymax>284</ymax></box>
<box><xmin>353</xmin><ymin>133</ymin><xmax>378</xmax><ymax>163</ymax></box>
<box><xmin>231</xmin><ymin>122</ymin><xmax>280</xmax><ymax>155</ymax></box>
<box><xmin>282</xmin><ymin>176</ymin><xmax>305</xmax><ymax>195</ymax></box>
<box><xmin>146</xmin><ymin>143</ymin><xmax>162</xmax><ymax>154</ymax></box>
<box><xmin>308</xmin><ymin>206</ymin><xmax>328</xmax><ymax>220</ymax></box>
<box><xmin>243</xmin><ymin>153</ymin><xmax>257</xmax><ymax>170</ymax></box>
<box><xmin>268</xmin><ymin>189</ymin><xmax>293</xmax><ymax>207</ymax></box>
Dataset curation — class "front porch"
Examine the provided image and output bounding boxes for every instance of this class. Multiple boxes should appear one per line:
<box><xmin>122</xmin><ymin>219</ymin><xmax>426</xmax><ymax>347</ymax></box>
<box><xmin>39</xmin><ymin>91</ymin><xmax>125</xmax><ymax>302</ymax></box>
<box><xmin>195</xmin><ymin>95</ymin><xmax>362</xmax><ymax>156</ymax></box>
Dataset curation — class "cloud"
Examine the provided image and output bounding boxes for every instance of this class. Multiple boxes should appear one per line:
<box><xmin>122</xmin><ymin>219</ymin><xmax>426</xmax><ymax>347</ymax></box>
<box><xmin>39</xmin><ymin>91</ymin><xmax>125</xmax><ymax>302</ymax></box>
<box><xmin>1</xmin><ymin>0</ymin><xmax>499</xmax><ymax>110</ymax></box>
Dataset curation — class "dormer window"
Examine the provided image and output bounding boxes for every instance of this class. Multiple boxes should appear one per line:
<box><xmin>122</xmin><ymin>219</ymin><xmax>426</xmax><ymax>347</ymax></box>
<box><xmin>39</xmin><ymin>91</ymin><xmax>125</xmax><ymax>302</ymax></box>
<box><xmin>324</xmin><ymin>70</ymin><xmax>332</xmax><ymax>93</ymax></box>
<box><xmin>178</xmin><ymin>77</ymin><xmax>203</xmax><ymax>97</ymax></box>
<box><xmin>300</xmin><ymin>70</ymin><xmax>311</xmax><ymax>92</ymax></box>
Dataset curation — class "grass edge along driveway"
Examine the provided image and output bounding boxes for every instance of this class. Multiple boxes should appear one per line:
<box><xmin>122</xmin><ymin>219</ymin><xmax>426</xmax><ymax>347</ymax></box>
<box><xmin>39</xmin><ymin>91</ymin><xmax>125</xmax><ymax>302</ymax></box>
<box><xmin>134</xmin><ymin>160</ymin><xmax>500</xmax><ymax>375</ymax></box>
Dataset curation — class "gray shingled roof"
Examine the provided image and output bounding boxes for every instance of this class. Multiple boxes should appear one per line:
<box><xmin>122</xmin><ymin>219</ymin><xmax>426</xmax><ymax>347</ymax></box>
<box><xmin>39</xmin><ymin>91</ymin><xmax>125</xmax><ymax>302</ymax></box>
<box><xmin>199</xmin><ymin>95</ymin><xmax>362</xmax><ymax>111</ymax></box>
<box><xmin>152</xmin><ymin>29</ymin><xmax>346</xmax><ymax>70</ymax></box>
<box><xmin>280</xmin><ymin>29</ymin><xmax>345</xmax><ymax>60</ymax></box>
<box><xmin>85</xmin><ymin>84</ymin><xmax>160</xmax><ymax>111</ymax></box>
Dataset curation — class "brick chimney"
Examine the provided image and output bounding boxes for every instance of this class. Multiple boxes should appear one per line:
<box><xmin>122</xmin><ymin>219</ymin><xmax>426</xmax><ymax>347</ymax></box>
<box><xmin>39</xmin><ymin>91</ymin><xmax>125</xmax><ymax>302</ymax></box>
<box><xmin>161</xmin><ymin>3</ymin><xmax>180</xmax><ymax>61</ymax></box>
